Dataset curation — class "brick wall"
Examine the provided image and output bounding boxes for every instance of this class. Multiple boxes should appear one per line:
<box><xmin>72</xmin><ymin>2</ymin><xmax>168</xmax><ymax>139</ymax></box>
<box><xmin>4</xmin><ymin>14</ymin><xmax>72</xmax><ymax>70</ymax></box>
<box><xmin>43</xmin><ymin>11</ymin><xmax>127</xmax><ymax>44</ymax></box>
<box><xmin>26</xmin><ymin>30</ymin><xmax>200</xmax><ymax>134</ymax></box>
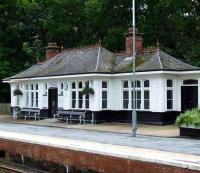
<box><xmin>0</xmin><ymin>139</ymin><xmax>198</xmax><ymax>173</ymax></box>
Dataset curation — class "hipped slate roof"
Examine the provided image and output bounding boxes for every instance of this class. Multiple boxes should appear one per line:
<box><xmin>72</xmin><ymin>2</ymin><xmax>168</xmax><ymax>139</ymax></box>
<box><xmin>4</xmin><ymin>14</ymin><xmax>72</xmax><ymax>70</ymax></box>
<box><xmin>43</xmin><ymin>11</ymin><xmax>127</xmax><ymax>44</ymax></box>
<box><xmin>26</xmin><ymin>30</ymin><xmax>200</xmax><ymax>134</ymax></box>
<box><xmin>5</xmin><ymin>46</ymin><xmax>200</xmax><ymax>80</ymax></box>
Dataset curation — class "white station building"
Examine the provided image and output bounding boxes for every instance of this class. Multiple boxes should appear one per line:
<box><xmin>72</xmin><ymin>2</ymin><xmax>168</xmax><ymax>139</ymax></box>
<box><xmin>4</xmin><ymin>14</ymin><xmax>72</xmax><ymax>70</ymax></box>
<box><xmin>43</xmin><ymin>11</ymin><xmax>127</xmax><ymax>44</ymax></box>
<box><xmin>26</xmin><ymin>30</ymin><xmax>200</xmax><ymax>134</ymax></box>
<box><xmin>4</xmin><ymin>29</ymin><xmax>200</xmax><ymax>125</ymax></box>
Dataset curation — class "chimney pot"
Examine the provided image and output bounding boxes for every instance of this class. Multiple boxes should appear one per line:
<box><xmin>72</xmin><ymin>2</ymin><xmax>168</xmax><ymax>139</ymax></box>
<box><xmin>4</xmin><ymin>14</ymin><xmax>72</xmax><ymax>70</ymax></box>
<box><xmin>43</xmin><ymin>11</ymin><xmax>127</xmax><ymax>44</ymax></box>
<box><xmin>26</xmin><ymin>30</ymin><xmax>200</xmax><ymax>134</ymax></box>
<box><xmin>45</xmin><ymin>42</ymin><xmax>60</xmax><ymax>61</ymax></box>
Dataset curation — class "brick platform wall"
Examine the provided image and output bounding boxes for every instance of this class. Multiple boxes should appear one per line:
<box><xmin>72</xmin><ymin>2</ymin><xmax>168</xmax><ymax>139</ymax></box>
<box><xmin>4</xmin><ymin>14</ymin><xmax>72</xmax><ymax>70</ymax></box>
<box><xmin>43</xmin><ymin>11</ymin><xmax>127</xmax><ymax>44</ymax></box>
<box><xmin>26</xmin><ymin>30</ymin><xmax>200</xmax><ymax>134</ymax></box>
<box><xmin>0</xmin><ymin>139</ymin><xmax>198</xmax><ymax>173</ymax></box>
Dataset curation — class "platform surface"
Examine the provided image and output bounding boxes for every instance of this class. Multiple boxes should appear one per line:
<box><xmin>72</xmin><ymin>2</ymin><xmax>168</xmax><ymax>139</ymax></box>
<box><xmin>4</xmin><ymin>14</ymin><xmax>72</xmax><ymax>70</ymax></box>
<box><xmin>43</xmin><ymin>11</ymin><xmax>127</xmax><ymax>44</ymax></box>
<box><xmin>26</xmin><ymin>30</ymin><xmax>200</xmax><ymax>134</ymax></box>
<box><xmin>0</xmin><ymin>123</ymin><xmax>199</xmax><ymax>171</ymax></box>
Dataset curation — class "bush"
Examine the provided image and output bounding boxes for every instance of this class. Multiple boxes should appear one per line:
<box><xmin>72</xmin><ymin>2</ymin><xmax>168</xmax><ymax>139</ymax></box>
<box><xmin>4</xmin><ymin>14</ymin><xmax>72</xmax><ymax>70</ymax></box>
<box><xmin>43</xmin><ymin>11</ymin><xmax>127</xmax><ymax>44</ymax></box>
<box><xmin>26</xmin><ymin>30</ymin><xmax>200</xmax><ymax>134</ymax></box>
<box><xmin>176</xmin><ymin>108</ymin><xmax>200</xmax><ymax>127</ymax></box>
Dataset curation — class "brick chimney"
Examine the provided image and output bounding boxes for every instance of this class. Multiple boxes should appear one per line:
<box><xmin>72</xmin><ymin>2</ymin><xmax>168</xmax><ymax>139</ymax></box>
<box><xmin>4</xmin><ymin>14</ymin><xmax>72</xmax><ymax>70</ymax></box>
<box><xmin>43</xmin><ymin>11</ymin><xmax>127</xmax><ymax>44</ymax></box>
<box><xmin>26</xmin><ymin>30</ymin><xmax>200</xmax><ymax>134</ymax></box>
<box><xmin>45</xmin><ymin>42</ymin><xmax>60</xmax><ymax>61</ymax></box>
<box><xmin>125</xmin><ymin>28</ymin><xmax>143</xmax><ymax>55</ymax></box>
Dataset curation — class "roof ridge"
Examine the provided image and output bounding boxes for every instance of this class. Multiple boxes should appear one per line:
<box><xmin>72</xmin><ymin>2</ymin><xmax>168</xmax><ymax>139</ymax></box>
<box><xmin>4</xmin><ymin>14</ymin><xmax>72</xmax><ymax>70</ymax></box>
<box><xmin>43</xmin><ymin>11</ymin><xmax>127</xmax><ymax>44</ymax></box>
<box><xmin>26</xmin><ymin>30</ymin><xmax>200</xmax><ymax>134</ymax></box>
<box><xmin>160</xmin><ymin>50</ymin><xmax>199</xmax><ymax>69</ymax></box>
<box><xmin>95</xmin><ymin>46</ymin><xmax>101</xmax><ymax>72</ymax></box>
<box><xmin>62</xmin><ymin>43</ymin><xmax>100</xmax><ymax>53</ymax></box>
<box><xmin>157</xmin><ymin>50</ymin><xmax>163</xmax><ymax>69</ymax></box>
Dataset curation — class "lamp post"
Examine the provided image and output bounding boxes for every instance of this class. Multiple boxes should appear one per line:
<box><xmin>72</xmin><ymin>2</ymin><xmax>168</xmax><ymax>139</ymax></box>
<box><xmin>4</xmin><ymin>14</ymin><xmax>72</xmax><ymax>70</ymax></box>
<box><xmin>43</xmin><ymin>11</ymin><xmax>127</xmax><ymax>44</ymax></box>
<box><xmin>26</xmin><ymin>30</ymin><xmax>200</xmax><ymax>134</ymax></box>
<box><xmin>132</xmin><ymin>0</ymin><xmax>137</xmax><ymax>137</ymax></box>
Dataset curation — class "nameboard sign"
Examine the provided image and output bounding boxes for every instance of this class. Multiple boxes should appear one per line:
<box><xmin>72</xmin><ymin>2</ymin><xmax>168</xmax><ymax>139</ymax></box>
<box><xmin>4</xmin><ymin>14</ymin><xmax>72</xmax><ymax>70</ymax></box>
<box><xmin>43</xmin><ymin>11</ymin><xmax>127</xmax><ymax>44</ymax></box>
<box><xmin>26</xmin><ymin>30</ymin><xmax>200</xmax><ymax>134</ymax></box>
<box><xmin>49</xmin><ymin>82</ymin><xmax>59</xmax><ymax>88</ymax></box>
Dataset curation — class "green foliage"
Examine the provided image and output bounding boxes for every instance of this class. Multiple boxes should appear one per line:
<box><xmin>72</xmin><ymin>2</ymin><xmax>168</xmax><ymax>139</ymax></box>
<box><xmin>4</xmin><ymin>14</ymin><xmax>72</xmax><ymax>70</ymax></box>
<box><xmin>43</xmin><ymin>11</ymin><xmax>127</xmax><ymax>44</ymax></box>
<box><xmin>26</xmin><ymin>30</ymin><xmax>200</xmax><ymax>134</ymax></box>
<box><xmin>81</xmin><ymin>87</ymin><xmax>94</xmax><ymax>95</ymax></box>
<box><xmin>176</xmin><ymin>109</ymin><xmax>200</xmax><ymax>128</ymax></box>
<box><xmin>13</xmin><ymin>89</ymin><xmax>23</xmax><ymax>96</ymax></box>
<box><xmin>0</xmin><ymin>0</ymin><xmax>200</xmax><ymax>102</ymax></box>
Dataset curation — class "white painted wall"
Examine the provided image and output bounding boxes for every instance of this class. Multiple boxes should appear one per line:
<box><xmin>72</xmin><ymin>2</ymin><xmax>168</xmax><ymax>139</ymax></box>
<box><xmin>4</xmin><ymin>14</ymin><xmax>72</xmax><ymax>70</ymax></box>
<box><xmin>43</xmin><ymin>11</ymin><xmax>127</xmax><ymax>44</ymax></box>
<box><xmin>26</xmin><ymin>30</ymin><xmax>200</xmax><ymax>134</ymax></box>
<box><xmin>9</xmin><ymin>72</ymin><xmax>200</xmax><ymax>113</ymax></box>
<box><xmin>150</xmin><ymin>77</ymin><xmax>164</xmax><ymax>112</ymax></box>
<box><xmin>109</xmin><ymin>79</ymin><xmax>122</xmax><ymax>110</ymax></box>
<box><xmin>10</xmin><ymin>83</ymin><xmax>16</xmax><ymax>107</ymax></box>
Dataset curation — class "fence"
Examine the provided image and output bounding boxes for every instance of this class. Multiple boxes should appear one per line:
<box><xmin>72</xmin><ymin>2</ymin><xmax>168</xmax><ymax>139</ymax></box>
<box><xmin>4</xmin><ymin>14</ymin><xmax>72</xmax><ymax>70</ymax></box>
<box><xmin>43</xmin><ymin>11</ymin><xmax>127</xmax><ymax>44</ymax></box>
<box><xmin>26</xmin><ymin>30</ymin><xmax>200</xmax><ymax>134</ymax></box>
<box><xmin>0</xmin><ymin>103</ymin><xmax>10</xmax><ymax>114</ymax></box>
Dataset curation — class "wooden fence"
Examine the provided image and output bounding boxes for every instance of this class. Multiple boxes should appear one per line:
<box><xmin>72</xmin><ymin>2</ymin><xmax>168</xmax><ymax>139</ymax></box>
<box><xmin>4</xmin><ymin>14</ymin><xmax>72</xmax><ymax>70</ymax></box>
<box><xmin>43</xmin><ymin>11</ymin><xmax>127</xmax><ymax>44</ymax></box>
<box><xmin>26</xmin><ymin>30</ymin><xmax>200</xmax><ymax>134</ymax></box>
<box><xmin>0</xmin><ymin>103</ymin><xmax>10</xmax><ymax>114</ymax></box>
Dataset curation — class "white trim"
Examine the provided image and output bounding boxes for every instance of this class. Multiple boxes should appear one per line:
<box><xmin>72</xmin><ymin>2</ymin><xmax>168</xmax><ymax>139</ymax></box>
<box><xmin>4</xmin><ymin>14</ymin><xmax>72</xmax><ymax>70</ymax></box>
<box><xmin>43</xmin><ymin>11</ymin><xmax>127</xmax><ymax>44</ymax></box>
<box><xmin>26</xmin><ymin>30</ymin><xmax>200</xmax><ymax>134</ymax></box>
<box><xmin>4</xmin><ymin>70</ymin><xmax>200</xmax><ymax>83</ymax></box>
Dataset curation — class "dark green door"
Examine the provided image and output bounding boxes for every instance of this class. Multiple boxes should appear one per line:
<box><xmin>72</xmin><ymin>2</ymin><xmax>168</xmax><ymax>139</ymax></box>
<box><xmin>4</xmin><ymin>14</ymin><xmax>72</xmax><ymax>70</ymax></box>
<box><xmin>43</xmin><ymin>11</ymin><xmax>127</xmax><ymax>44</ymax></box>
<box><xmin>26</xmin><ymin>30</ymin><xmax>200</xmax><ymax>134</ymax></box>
<box><xmin>181</xmin><ymin>86</ymin><xmax>198</xmax><ymax>111</ymax></box>
<box><xmin>48</xmin><ymin>88</ymin><xmax>58</xmax><ymax>117</ymax></box>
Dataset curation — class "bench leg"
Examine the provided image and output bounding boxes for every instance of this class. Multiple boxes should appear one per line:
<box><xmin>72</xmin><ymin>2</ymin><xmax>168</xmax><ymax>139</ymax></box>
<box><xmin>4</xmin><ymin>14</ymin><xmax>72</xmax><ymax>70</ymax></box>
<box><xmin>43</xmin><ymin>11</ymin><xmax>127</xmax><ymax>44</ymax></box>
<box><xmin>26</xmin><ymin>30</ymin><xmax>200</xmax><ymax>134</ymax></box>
<box><xmin>66</xmin><ymin>118</ymin><xmax>68</xmax><ymax>124</ymax></box>
<box><xmin>79</xmin><ymin>117</ymin><xmax>82</xmax><ymax>125</ymax></box>
<box><xmin>91</xmin><ymin>113</ymin><xmax>94</xmax><ymax>124</ymax></box>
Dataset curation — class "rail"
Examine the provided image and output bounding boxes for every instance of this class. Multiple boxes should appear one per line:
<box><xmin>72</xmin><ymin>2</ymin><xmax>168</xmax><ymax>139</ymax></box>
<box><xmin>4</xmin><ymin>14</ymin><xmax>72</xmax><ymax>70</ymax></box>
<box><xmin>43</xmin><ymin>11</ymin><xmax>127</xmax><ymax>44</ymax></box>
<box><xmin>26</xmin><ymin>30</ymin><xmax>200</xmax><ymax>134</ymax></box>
<box><xmin>0</xmin><ymin>159</ymin><xmax>49</xmax><ymax>173</ymax></box>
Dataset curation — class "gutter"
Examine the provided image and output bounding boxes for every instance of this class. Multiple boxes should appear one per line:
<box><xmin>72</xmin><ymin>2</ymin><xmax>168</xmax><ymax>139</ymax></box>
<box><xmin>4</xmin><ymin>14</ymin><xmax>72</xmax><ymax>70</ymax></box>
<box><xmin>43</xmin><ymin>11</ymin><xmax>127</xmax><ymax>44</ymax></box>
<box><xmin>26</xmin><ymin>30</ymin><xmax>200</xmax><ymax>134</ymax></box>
<box><xmin>3</xmin><ymin>70</ymin><xmax>200</xmax><ymax>83</ymax></box>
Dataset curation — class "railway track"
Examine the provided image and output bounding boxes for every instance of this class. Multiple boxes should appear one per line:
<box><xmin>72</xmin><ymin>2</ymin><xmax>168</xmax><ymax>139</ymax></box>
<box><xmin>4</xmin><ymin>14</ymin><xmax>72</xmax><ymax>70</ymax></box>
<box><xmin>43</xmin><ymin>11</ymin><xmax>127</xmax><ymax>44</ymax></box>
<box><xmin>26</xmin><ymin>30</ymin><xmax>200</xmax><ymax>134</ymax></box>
<box><xmin>0</xmin><ymin>159</ymin><xmax>49</xmax><ymax>173</ymax></box>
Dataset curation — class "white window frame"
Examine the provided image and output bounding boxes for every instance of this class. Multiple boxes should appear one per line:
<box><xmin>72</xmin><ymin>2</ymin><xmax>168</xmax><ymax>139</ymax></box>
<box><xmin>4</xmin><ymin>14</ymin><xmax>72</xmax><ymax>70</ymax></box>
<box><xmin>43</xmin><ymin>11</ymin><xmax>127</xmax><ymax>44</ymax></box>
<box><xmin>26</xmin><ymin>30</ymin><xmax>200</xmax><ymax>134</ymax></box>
<box><xmin>71</xmin><ymin>81</ymin><xmax>90</xmax><ymax>110</ymax></box>
<box><xmin>102</xmin><ymin>81</ymin><xmax>108</xmax><ymax>109</ymax></box>
<box><xmin>25</xmin><ymin>84</ymin><xmax>39</xmax><ymax>108</ymax></box>
<box><xmin>122</xmin><ymin>80</ymin><xmax>150</xmax><ymax>110</ymax></box>
<box><xmin>58</xmin><ymin>82</ymin><xmax>64</xmax><ymax>96</ymax></box>
<box><xmin>166</xmin><ymin>79</ymin><xmax>174</xmax><ymax>110</ymax></box>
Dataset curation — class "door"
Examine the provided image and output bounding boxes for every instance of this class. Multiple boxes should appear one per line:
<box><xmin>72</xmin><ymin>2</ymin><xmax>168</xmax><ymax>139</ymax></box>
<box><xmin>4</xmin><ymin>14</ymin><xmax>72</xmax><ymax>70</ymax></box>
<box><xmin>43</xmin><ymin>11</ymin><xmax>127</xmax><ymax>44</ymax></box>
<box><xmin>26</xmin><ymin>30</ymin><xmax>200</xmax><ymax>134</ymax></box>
<box><xmin>181</xmin><ymin>86</ymin><xmax>198</xmax><ymax>111</ymax></box>
<box><xmin>48</xmin><ymin>88</ymin><xmax>58</xmax><ymax>117</ymax></box>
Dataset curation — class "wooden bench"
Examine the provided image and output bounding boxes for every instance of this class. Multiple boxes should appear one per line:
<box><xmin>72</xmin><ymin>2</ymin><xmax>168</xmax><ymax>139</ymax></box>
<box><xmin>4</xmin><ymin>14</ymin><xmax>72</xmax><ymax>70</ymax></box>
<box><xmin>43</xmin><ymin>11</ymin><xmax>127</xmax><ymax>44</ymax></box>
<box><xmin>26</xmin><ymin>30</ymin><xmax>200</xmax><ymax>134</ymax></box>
<box><xmin>25</xmin><ymin>109</ymin><xmax>40</xmax><ymax>120</ymax></box>
<box><xmin>55</xmin><ymin>110</ymin><xmax>72</xmax><ymax>123</ymax></box>
<box><xmin>55</xmin><ymin>110</ymin><xmax>94</xmax><ymax>124</ymax></box>
<box><xmin>18</xmin><ymin>108</ymin><xmax>40</xmax><ymax>120</ymax></box>
<box><xmin>70</xmin><ymin>111</ymin><xmax>86</xmax><ymax>124</ymax></box>
<box><xmin>82</xmin><ymin>113</ymin><xmax>94</xmax><ymax>124</ymax></box>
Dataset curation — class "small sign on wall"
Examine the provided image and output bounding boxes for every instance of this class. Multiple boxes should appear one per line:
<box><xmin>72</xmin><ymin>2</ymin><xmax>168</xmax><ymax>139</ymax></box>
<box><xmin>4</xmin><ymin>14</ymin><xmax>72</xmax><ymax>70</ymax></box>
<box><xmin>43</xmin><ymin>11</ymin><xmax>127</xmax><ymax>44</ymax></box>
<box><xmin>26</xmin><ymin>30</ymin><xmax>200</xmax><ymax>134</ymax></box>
<box><xmin>49</xmin><ymin>82</ymin><xmax>59</xmax><ymax>88</ymax></box>
<box><xmin>63</xmin><ymin>82</ymin><xmax>68</xmax><ymax>90</ymax></box>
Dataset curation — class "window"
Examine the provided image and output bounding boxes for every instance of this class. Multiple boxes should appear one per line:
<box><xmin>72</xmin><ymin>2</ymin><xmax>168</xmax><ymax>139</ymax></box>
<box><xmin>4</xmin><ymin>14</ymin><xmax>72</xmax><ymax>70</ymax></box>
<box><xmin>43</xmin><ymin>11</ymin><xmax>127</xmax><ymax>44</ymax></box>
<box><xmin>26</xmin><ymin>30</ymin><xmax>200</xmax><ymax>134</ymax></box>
<box><xmin>167</xmin><ymin>80</ymin><xmax>173</xmax><ymax>110</ymax></box>
<box><xmin>72</xmin><ymin>82</ymin><xmax>76</xmax><ymax>89</ymax></box>
<box><xmin>61</xmin><ymin>83</ymin><xmax>64</xmax><ymax>89</ymax></box>
<box><xmin>133</xmin><ymin>90</ymin><xmax>141</xmax><ymax>109</ymax></box>
<box><xmin>85</xmin><ymin>94</ymin><xmax>89</xmax><ymax>109</ymax></box>
<box><xmin>25</xmin><ymin>84</ymin><xmax>39</xmax><ymax>108</ymax></box>
<box><xmin>59</xmin><ymin>82</ymin><xmax>64</xmax><ymax>96</ymax></box>
<box><xmin>78</xmin><ymin>90</ymin><xmax>83</xmax><ymax>108</ymax></box>
<box><xmin>143</xmin><ymin>80</ymin><xmax>150</xmax><ymax>109</ymax></box>
<box><xmin>144</xmin><ymin>90</ymin><xmax>150</xmax><ymax>109</ymax></box>
<box><xmin>183</xmin><ymin>80</ymin><xmax>198</xmax><ymax>85</ymax></box>
<box><xmin>102</xmin><ymin>81</ymin><xmax>108</xmax><ymax>109</ymax></box>
<box><xmin>123</xmin><ymin>81</ymin><xmax>129</xmax><ymax>109</ymax></box>
<box><xmin>123</xmin><ymin>81</ymin><xmax>129</xmax><ymax>88</ymax></box>
<box><xmin>25</xmin><ymin>84</ymin><xmax>29</xmax><ymax>107</ymax></box>
<box><xmin>123</xmin><ymin>91</ymin><xmax>129</xmax><ymax>109</ymax></box>
<box><xmin>45</xmin><ymin>83</ymin><xmax>48</xmax><ymax>90</ymax></box>
<box><xmin>78</xmin><ymin>82</ymin><xmax>82</xmax><ymax>88</ymax></box>
<box><xmin>31</xmin><ymin>92</ymin><xmax>34</xmax><ymax>107</ymax></box>
<box><xmin>71</xmin><ymin>82</ymin><xmax>76</xmax><ymax>108</ymax></box>
<box><xmin>72</xmin><ymin>91</ymin><xmax>76</xmax><ymax>108</ymax></box>
<box><xmin>78</xmin><ymin>82</ymin><xmax>83</xmax><ymax>108</ymax></box>
<box><xmin>85</xmin><ymin>81</ymin><xmax>90</xmax><ymax>109</ymax></box>
<box><xmin>144</xmin><ymin>80</ymin><xmax>149</xmax><ymax>87</ymax></box>
<box><xmin>35</xmin><ymin>92</ymin><xmax>38</xmax><ymax>107</ymax></box>
<box><xmin>71</xmin><ymin>81</ymin><xmax>90</xmax><ymax>109</ymax></box>
<box><xmin>123</xmin><ymin>80</ymin><xmax>150</xmax><ymax>110</ymax></box>
<box><xmin>131</xmin><ymin>81</ymin><xmax>142</xmax><ymax>109</ymax></box>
